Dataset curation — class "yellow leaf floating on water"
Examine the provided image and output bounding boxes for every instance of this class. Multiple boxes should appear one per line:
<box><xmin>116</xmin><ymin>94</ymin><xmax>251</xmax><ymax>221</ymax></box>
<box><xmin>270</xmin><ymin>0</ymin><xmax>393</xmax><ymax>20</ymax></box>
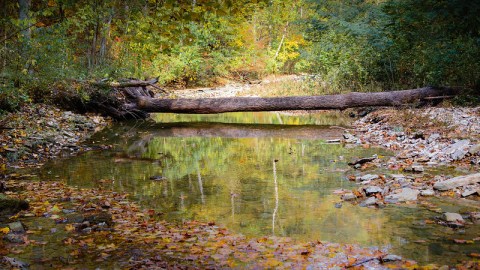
<box><xmin>51</xmin><ymin>204</ymin><xmax>61</xmax><ymax>213</ymax></box>
<box><xmin>65</xmin><ymin>224</ymin><xmax>75</xmax><ymax>232</ymax></box>
<box><xmin>0</xmin><ymin>227</ymin><xmax>10</xmax><ymax>234</ymax></box>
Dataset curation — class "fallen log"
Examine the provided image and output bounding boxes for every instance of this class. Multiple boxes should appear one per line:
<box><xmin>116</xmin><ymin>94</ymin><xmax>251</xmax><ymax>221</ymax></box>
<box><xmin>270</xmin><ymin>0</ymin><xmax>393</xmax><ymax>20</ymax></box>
<box><xmin>78</xmin><ymin>80</ymin><xmax>459</xmax><ymax>119</ymax></box>
<box><xmin>135</xmin><ymin>87</ymin><xmax>458</xmax><ymax>114</ymax></box>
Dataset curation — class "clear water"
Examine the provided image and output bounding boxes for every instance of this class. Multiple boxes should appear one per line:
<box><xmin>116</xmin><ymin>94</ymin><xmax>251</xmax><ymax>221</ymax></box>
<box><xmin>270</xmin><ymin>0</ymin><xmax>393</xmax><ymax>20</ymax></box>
<box><xmin>34</xmin><ymin>112</ymin><xmax>479</xmax><ymax>265</ymax></box>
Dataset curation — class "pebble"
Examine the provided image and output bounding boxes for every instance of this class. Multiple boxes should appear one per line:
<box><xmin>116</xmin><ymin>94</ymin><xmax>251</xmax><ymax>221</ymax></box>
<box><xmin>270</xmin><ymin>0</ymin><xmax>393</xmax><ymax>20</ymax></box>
<box><xmin>359</xmin><ymin>197</ymin><xmax>377</xmax><ymax>207</ymax></box>
<box><xmin>420</xmin><ymin>189</ymin><xmax>435</xmax><ymax>196</ymax></box>
<box><xmin>341</xmin><ymin>193</ymin><xmax>357</xmax><ymax>201</ymax></box>
<box><xmin>365</xmin><ymin>186</ymin><xmax>383</xmax><ymax>196</ymax></box>
<box><xmin>382</xmin><ymin>254</ymin><xmax>402</xmax><ymax>262</ymax></box>
<box><xmin>359</xmin><ymin>174</ymin><xmax>379</xmax><ymax>182</ymax></box>
<box><xmin>442</xmin><ymin>212</ymin><xmax>464</xmax><ymax>223</ymax></box>
<box><xmin>385</xmin><ymin>188</ymin><xmax>419</xmax><ymax>203</ymax></box>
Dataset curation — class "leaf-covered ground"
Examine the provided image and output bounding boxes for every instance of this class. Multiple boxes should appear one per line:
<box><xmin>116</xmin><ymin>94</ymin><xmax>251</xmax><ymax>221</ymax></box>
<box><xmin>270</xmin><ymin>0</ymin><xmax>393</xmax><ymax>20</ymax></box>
<box><xmin>0</xmin><ymin>179</ymin><xmax>425</xmax><ymax>269</ymax></box>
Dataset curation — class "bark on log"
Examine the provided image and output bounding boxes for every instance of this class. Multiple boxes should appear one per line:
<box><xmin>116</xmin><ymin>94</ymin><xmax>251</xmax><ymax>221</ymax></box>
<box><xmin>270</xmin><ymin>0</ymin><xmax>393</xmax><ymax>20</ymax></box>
<box><xmin>136</xmin><ymin>87</ymin><xmax>458</xmax><ymax>114</ymax></box>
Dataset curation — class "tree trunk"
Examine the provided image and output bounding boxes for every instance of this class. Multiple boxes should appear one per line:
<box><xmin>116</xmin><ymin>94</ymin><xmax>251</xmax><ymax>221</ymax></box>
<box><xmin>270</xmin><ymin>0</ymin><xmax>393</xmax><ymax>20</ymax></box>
<box><xmin>62</xmin><ymin>79</ymin><xmax>459</xmax><ymax>120</ymax></box>
<box><xmin>136</xmin><ymin>87</ymin><xmax>458</xmax><ymax>114</ymax></box>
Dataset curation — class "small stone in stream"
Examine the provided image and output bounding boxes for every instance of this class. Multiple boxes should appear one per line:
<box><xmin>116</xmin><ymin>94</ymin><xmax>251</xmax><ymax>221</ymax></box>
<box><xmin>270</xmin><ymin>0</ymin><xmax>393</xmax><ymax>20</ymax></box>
<box><xmin>451</xmin><ymin>148</ymin><xmax>469</xmax><ymax>161</ymax></box>
<box><xmin>365</xmin><ymin>186</ymin><xmax>383</xmax><ymax>196</ymax></box>
<box><xmin>360</xmin><ymin>197</ymin><xmax>377</xmax><ymax>207</ymax></box>
<box><xmin>442</xmin><ymin>212</ymin><xmax>464</xmax><ymax>224</ymax></box>
<box><xmin>1</xmin><ymin>256</ymin><xmax>29</xmax><ymax>269</ymax></box>
<box><xmin>433</xmin><ymin>173</ymin><xmax>480</xmax><ymax>191</ymax></box>
<box><xmin>420</xmin><ymin>189</ymin><xmax>435</xmax><ymax>196</ymax></box>
<box><xmin>405</xmin><ymin>165</ymin><xmax>424</xmax><ymax>173</ymax></box>
<box><xmin>444</xmin><ymin>139</ymin><xmax>470</xmax><ymax>159</ymax></box>
<box><xmin>341</xmin><ymin>193</ymin><xmax>357</xmax><ymax>201</ymax></box>
<box><xmin>326</xmin><ymin>139</ymin><xmax>341</xmax><ymax>143</ymax></box>
<box><xmin>385</xmin><ymin>188</ymin><xmax>419</xmax><ymax>203</ymax></box>
<box><xmin>334</xmin><ymin>203</ymin><xmax>342</xmax><ymax>208</ymax></box>
<box><xmin>7</xmin><ymin>222</ymin><xmax>25</xmax><ymax>233</ymax></box>
<box><xmin>382</xmin><ymin>254</ymin><xmax>402</xmax><ymax>262</ymax></box>
<box><xmin>359</xmin><ymin>174</ymin><xmax>379</xmax><ymax>182</ymax></box>
<box><xmin>3</xmin><ymin>233</ymin><xmax>25</xmax><ymax>244</ymax></box>
<box><xmin>343</xmin><ymin>133</ymin><xmax>358</xmax><ymax>144</ymax></box>
<box><xmin>462</xmin><ymin>189</ymin><xmax>478</xmax><ymax>197</ymax></box>
<box><xmin>0</xmin><ymin>195</ymin><xmax>29</xmax><ymax>219</ymax></box>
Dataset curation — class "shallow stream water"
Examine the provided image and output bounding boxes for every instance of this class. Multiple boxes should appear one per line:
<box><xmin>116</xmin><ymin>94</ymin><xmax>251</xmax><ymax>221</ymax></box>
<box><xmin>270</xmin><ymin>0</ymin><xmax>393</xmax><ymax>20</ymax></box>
<box><xmin>33</xmin><ymin>112</ymin><xmax>479</xmax><ymax>265</ymax></box>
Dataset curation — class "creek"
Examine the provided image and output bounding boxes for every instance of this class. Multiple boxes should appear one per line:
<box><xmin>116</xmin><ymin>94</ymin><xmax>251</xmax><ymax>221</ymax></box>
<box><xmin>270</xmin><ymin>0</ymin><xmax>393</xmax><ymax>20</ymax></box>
<box><xmin>31</xmin><ymin>112</ymin><xmax>479</xmax><ymax>265</ymax></box>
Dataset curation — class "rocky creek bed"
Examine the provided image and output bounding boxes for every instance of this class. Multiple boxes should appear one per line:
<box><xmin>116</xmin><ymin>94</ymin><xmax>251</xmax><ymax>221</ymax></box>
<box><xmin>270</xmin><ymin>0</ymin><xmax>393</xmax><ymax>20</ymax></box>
<box><xmin>1</xmin><ymin>96</ymin><xmax>480</xmax><ymax>268</ymax></box>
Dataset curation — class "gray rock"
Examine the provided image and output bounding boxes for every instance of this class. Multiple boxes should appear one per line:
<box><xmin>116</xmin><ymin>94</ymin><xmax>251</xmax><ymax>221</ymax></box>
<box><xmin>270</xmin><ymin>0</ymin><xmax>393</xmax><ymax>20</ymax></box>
<box><xmin>443</xmin><ymin>139</ymin><xmax>470</xmax><ymax>159</ymax></box>
<box><xmin>390</xmin><ymin>174</ymin><xmax>406</xmax><ymax>181</ymax></box>
<box><xmin>359</xmin><ymin>174</ymin><xmax>379</xmax><ymax>182</ymax></box>
<box><xmin>7</xmin><ymin>221</ymin><xmax>25</xmax><ymax>233</ymax></box>
<box><xmin>428</xmin><ymin>133</ymin><xmax>441</xmax><ymax>143</ymax></box>
<box><xmin>341</xmin><ymin>193</ymin><xmax>357</xmax><ymax>201</ymax></box>
<box><xmin>451</xmin><ymin>148</ymin><xmax>469</xmax><ymax>160</ymax></box>
<box><xmin>404</xmin><ymin>165</ymin><xmax>424</xmax><ymax>172</ymax></box>
<box><xmin>470</xmin><ymin>212</ymin><xmax>480</xmax><ymax>224</ymax></box>
<box><xmin>385</xmin><ymin>188</ymin><xmax>419</xmax><ymax>203</ymax></box>
<box><xmin>433</xmin><ymin>173</ymin><xmax>480</xmax><ymax>191</ymax></box>
<box><xmin>382</xmin><ymin>254</ymin><xmax>402</xmax><ymax>262</ymax></box>
<box><xmin>420</xmin><ymin>189</ymin><xmax>435</xmax><ymax>196</ymax></box>
<box><xmin>442</xmin><ymin>212</ymin><xmax>464</xmax><ymax>223</ymax></box>
<box><xmin>359</xmin><ymin>197</ymin><xmax>377</xmax><ymax>207</ymax></box>
<box><xmin>365</xmin><ymin>186</ymin><xmax>383</xmax><ymax>196</ymax></box>
<box><xmin>461</xmin><ymin>189</ymin><xmax>478</xmax><ymax>197</ymax></box>
<box><xmin>468</xmin><ymin>144</ymin><xmax>480</xmax><ymax>155</ymax></box>
<box><xmin>3</xmin><ymin>233</ymin><xmax>25</xmax><ymax>243</ymax></box>
<box><xmin>343</xmin><ymin>133</ymin><xmax>358</xmax><ymax>143</ymax></box>
<box><xmin>1</xmin><ymin>256</ymin><xmax>29</xmax><ymax>269</ymax></box>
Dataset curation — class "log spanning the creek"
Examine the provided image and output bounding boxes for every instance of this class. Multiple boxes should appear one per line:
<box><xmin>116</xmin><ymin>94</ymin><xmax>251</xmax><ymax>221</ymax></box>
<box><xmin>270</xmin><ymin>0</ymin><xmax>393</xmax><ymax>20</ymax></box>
<box><xmin>135</xmin><ymin>86</ymin><xmax>458</xmax><ymax>114</ymax></box>
<box><xmin>84</xmin><ymin>79</ymin><xmax>459</xmax><ymax>119</ymax></box>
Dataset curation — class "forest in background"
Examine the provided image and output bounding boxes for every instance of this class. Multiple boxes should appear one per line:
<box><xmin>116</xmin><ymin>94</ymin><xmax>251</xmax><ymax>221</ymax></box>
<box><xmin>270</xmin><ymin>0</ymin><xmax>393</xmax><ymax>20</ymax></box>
<box><xmin>1</xmin><ymin>0</ymin><xmax>479</xmax><ymax>113</ymax></box>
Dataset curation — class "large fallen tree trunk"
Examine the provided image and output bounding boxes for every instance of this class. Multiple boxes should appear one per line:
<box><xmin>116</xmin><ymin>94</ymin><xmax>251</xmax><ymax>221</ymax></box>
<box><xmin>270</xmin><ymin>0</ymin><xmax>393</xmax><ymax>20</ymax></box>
<box><xmin>75</xmin><ymin>79</ymin><xmax>459</xmax><ymax>119</ymax></box>
<box><xmin>135</xmin><ymin>87</ymin><xmax>458</xmax><ymax>114</ymax></box>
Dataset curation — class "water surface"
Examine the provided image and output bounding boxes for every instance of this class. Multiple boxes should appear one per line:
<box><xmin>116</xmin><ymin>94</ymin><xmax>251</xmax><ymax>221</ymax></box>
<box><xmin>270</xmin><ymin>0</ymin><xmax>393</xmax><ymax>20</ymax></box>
<box><xmin>37</xmin><ymin>112</ymin><xmax>479</xmax><ymax>265</ymax></box>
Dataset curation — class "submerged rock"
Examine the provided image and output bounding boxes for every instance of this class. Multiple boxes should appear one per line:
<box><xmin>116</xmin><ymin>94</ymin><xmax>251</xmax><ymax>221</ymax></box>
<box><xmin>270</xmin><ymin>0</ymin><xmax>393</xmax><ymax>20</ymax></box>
<box><xmin>433</xmin><ymin>173</ymin><xmax>480</xmax><ymax>191</ymax></box>
<box><xmin>7</xmin><ymin>221</ymin><xmax>26</xmax><ymax>233</ymax></box>
<box><xmin>0</xmin><ymin>194</ymin><xmax>29</xmax><ymax>220</ymax></box>
<box><xmin>382</xmin><ymin>254</ymin><xmax>402</xmax><ymax>262</ymax></box>
<box><xmin>341</xmin><ymin>193</ymin><xmax>357</xmax><ymax>201</ymax></box>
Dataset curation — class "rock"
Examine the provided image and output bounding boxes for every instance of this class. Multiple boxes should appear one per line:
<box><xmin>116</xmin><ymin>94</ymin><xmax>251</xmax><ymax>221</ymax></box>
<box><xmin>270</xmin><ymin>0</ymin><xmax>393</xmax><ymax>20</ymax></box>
<box><xmin>1</xmin><ymin>256</ymin><xmax>29</xmax><ymax>269</ymax></box>
<box><xmin>84</xmin><ymin>212</ymin><xmax>113</xmax><ymax>227</ymax></box>
<box><xmin>334</xmin><ymin>203</ymin><xmax>342</xmax><ymax>208</ymax></box>
<box><xmin>359</xmin><ymin>197</ymin><xmax>377</xmax><ymax>207</ymax></box>
<box><xmin>0</xmin><ymin>195</ymin><xmax>29</xmax><ymax>220</ymax></box>
<box><xmin>470</xmin><ymin>212</ymin><xmax>480</xmax><ymax>224</ymax></box>
<box><xmin>3</xmin><ymin>233</ymin><xmax>25</xmax><ymax>244</ymax></box>
<box><xmin>468</xmin><ymin>144</ymin><xmax>480</xmax><ymax>155</ymax></box>
<box><xmin>442</xmin><ymin>212</ymin><xmax>464</xmax><ymax>224</ymax></box>
<box><xmin>382</xmin><ymin>254</ymin><xmax>402</xmax><ymax>262</ymax></box>
<box><xmin>404</xmin><ymin>165</ymin><xmax>424</xmax><ymax>172</ymax></box>
<box><xmin>433</xmin><ymin>173</ymin><xmax>480</xmax><ymax>191</ymax></box>
<box><xmin>385</xmin><ymin>188</ymin><xmax>419</xmax><ymax>203</ymax></box>
<box><xmin>341</xmin><ymin>193</ymin><xmax>357</xmax><ymax>201</ymax></box>
<box><xmin>390</xmin><ymin>174</ymin><xmax>406</xmax><ymax>181</ymax></box>
<box><xmin>428</xmin><ymin>133</ymin><xmax>441</xmax><ymax>143</ymax></box>
<box><xmin>343</xmin><ymin>133</ymin><xmax>358</xmax><ymax>143</ymax></box>
<box><xmin>420</xmin><ymin>189</ymin><xmax>435</xmax><ymax>196</ymax></box>
<box><xmin>462</xmin><ymin>189</ymin><xmax>478</xmax><ymax>197</ymax></box>
<box><xmin>365</xmin><ymin>186</ymin><xmax>383</xmax><ymax>196</ymax></box>
<box><xmin>443</xmin><ymin>139</ymin><xmax>470</xmax><ymax>160</ymax></box>
<box><xmin>7</xmin><ymin>222</ymin><xmax>25</xmax><ymax>233</ymax></box>
<box><xmin>359</xmin><ymin>174</ymin><xmax>379</xmax><ymax>182</ymax></box>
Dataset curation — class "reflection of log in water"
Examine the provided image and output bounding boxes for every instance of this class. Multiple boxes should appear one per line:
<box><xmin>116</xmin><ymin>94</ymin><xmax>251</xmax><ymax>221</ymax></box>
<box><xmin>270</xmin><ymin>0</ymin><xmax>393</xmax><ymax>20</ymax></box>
<box><xmin>140</xmin><ymin>122</ymin><xmax>345</xmax><ymax>140</ymax></box>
